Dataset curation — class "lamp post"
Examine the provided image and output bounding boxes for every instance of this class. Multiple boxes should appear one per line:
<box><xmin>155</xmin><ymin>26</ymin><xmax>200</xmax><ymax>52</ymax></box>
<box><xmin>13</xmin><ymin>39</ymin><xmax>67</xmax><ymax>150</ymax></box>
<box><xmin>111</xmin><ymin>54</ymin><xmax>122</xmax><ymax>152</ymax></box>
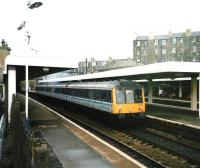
<box><xmin>18</xmin><ymin>1</ymin><xmax>43</xmax><ymax>119</ymax></box>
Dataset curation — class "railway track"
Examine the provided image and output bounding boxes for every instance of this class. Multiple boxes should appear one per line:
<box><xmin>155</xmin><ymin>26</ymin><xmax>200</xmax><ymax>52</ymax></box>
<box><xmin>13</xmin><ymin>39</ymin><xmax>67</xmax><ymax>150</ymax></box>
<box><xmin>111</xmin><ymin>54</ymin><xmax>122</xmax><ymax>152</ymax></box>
<box><xmin>29</xmin><ymin>94</ymin><xmax>200</xmax><ymax>167</ymax></box>
<box><xmin>133</xmin><ymin>117</ymin><xmax>200</xmax><ymax>165</ymax></box>
<box><xmin>124</xmin><ymin>126</ymin><xmax>200</xmax><ymax>166</ymax></box>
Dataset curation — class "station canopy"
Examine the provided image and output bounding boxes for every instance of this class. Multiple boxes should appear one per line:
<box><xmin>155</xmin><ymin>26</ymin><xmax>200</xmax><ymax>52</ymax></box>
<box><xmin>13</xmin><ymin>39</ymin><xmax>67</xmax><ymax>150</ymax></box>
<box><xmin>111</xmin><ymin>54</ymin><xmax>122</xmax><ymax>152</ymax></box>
<box><xmin>4</xmin><ymin>55</ymin><xmax>77</xmax><ymax>79</ymax></box>
<box><xmin>40</xmin><ymin>61</ymin><xmax>200</xmax><ymax>83</ymax></box>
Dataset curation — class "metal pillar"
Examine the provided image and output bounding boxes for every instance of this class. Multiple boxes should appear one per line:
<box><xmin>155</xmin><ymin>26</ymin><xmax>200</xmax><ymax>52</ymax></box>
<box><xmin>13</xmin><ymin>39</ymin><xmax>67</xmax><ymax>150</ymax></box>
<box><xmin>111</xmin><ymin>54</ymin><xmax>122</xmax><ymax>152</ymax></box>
<box><xmin>148</xmin><ymin>79</ymin><xmax>153</xmax><ymax>103</ymax></box>
<box><xmin>25</xmin><ymin>65</ymin><xmax>29</xmax><ymax>119</ymax></box>
<box><xmin>179</xmin><ymin>81</ymin><xmax>182</xmax><ymax>98</ymax></box>
<box><xmin>8</xmin><ymin>66</ymin><xmax>16</xmax><ymax>123</ymax></box>
<box><xmin>191</xmin><ymin>77</ymin><xmax>197</xmax><ymax>111</ymax></box>
<box><xmin>199</xmin><ymin>74</ymin><xmax>200</xmax><ymax>118</ymax></box>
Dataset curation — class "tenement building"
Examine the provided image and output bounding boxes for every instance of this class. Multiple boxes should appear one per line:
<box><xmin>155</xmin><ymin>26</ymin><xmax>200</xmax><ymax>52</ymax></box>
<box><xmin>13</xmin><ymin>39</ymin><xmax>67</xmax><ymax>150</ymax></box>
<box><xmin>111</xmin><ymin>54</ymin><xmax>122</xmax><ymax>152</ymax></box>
<box><xmin>133</xmin><ymin>29</ymin><xmax>200</xmax><ymax>65</ymax></box>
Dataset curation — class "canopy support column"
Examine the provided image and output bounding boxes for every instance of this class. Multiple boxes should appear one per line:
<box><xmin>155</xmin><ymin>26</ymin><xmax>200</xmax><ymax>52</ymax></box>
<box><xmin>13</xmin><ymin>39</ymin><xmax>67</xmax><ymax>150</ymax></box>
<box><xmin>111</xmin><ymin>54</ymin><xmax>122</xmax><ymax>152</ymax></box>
<box><xmin>191</xmin><ymin>77</ymin><xmax>197</xmax><ymax>111</ymax></box>
<box><xmin>148</xmin><ymin>79</ymin><xmax>153</xmax><ymax>104</ymax></box>
<box><xmin>25</xmin><ymin>65</ymin><xmax>29</xmax><ymax>119</ymax></box>
<box><xmin>199</xmin><ymin>74</ymin><xmax>200</xmax><ymax>118</ymax></box>
<box><xmin>8</xmin><ymin>66</ymin><xmax>16</xmax><ymax>123</ymax></box>
<box><xmin>179</xmin><ymin>81</ymin><xmax>182</xmax><ymax>98</ymax></box>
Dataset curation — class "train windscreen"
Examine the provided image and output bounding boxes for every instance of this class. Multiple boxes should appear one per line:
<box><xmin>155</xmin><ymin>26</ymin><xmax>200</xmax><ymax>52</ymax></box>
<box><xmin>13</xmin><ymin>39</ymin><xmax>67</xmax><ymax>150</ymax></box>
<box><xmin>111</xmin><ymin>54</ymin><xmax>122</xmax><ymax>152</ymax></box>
<box><xmin>116</xmin><ymin>88</ymin><xmax>142</xmax><ymax>104</ymax></box>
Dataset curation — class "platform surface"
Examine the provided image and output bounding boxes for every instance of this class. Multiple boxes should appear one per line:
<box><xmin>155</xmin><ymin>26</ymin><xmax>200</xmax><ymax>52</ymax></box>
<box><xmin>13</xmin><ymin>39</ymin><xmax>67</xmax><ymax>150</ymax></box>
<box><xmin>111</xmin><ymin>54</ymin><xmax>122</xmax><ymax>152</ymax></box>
<box><xmin>146</xmin><ymin>104</ymin><xmax>200</xmax><ymax>128</ymax></box>
<box><xmin>18</xmin><ymin>94</ymin><xmax>143</xmax><ymax>168</ymax></box>
<box><xmin>27</xmin><ymin>98</ymin><xmax>116</xmax><ymax>168</ymax></box>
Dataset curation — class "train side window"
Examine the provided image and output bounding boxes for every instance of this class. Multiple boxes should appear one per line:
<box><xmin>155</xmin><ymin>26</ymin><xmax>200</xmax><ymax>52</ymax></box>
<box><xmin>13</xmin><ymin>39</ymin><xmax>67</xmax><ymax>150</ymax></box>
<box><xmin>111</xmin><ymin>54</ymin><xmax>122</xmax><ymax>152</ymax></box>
<box><xmin>80</xmin><ymin>89</ymin><xmax>84</xmax><ymax>98</ymax></box>
<box><xmin>85</xmin><ymin>89</ymin><xmax>89</xmax><ymax>98</ymax></box>
<box><xmin>89</xmin><ymin>90</ymin><xmax>93</xmax><ymax>99</ymax></box>
<box><xmin>72</xmin><ymin>89</ymin><xmax>75</xmax><ymax>96</ymax></box>
<box><xmin>70</xmin><ymin>88</ymin><xmax>73</xmax><ymax>96</ymax></box>
<box><xmin>55</xmin><ymin>88</ymin><xmax>58</xmax><ymax>93</ymax></box>
<box><xmin>84</xmin><ymin>89</ymin><xmax>89</xmax><ymax>98</ymax></box>
<box><xmin>44</xmin><ymin>87</ymin><xmax>46</xmax><ymax>92</ymax></box>
<box><xmin>74</xmin><ymin>89</ymin><xmax>78</xmax><ymax>96</ymax></box>
<box><xmin>95</xmin><ymin>90</ymin><xmax>101</xmax><ymax>101</ymax></box>
<box><xmin>68</xmin><ymin>88</ymin><xmax>73</xmax><ymax>96</ymax></box>
<box><xmin>68</xmin><ymin>88</ymin><xmax>72</xmax><ymax>95</ymax></box>
<box><xmin>67</xmin><ymin>88</ymin><xmax>70</xmax><ymax>95</ymax></box>
<box><xmin>51</xmin><ymin>87</ymin><xmax>55</xmax><ymax>93</ymax></box>
<box><xmin>106</xmin><ymin>91</ymin><xmax>111</xmax><ymax>102</ymax></box>
<box><xmin>97</xmin><ymin>90</ymin><xmax>111</xmax><ymax>102</ymax></box>
<box><xmin>101</xmin><ymin>90</ymin><xmax>105</xmax><ymax>101</ymax></box>
<box><xmin>56</xmin><ymin>88</ymin><xmax>64</xmax><ymax>94</ymax></box>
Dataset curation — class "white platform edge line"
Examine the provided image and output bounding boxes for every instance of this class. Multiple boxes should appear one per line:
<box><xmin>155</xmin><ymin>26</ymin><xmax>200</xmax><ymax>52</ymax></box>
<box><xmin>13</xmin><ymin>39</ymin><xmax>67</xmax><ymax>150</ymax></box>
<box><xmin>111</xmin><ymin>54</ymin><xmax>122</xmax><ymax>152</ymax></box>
<box><xmin>146</xmin><ymin>115</ymin><xmax>200</xmax><ymax>130</ymax></box>
<box><xmin>146</xmin><ymin>102</ymin><xmax>199</xmax><ymax>111</ymax></box>
<box><xmin>28</xmin><ymin>96</ymin><xmax>147</xmax><ymax>168</ymax></box>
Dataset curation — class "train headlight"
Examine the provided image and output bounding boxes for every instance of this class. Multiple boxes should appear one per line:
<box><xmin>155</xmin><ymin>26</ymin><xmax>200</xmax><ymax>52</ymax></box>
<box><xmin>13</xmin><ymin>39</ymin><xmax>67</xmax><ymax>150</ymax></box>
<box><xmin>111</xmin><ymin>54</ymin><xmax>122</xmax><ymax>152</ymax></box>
<box><xmin>118</xmin><ymin>106</ymin><xmax>122</xmax><ymax>113</ymax></box>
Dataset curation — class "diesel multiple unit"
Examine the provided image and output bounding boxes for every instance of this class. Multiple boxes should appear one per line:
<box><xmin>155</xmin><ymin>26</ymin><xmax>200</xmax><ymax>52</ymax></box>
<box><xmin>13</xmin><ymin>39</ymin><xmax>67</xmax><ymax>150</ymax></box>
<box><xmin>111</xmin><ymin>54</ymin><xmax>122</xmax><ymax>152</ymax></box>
<box><xmin>36</xmin><ymin>80</ymin><xmax>145</xmax><ymax>117</ymax></box>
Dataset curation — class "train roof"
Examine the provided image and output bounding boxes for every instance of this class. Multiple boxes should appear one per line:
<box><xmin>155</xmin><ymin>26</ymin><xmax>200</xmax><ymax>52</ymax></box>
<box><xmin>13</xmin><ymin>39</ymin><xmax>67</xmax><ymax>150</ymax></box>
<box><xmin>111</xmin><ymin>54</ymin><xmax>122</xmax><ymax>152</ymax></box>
<box><xmin>36</xmin><ymin>80</ymin><xmax>139</xmax><ymax>90</ymax></box>
<box><xmin>67</xmin><ymin>80</ymin><xmax>140</xmax><ymax>89</ymax></box>
<box><xmin>67</xmin><ymin>81</ymin><xmax>120</xmax><ymax>90</ymax></box>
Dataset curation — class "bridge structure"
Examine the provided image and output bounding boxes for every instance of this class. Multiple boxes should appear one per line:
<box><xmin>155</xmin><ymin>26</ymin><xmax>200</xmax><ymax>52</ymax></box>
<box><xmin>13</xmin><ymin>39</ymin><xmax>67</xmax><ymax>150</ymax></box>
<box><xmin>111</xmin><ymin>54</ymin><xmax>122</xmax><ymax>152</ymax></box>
<box><xmin>3</xmin><ymin>55</ymin><xmax>200</xmax><ymax>122</ymax></box>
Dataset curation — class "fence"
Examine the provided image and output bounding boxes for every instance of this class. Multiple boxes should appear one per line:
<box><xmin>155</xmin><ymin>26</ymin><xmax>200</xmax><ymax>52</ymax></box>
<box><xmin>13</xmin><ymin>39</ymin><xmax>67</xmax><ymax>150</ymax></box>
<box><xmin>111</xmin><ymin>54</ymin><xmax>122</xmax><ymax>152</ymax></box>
<box><xmin>0</xmin><ymin>114</ymin><xmax>5</xmax><ymax>160</ymax></box>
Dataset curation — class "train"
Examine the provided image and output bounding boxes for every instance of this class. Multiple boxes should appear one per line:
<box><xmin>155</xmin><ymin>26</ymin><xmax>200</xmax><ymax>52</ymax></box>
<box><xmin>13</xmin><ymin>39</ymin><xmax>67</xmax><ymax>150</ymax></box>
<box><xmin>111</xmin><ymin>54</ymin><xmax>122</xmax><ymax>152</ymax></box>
<box><xmin>35</xmin><ymin>80</ymin><xmax>145</xmax><ymax>117</ymax></box>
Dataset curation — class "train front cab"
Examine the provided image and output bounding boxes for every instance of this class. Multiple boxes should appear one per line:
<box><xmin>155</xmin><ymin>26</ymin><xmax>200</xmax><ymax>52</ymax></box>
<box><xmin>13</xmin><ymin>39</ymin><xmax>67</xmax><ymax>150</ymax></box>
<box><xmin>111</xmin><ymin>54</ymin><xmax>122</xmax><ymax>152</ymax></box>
<box><xmin>112</xmin><ymin>85</ymin><xmax>145</xmax><ymax>118</ymax></box>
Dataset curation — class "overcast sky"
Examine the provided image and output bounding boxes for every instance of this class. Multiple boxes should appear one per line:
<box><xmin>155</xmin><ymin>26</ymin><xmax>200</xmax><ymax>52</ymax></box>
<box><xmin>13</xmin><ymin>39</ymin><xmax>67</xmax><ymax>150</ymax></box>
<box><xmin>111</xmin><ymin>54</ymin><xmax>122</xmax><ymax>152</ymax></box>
<box><xmin>0</xmin><ymin>0</ymin><xmax>200</xmax><ymax>66</ymax></box>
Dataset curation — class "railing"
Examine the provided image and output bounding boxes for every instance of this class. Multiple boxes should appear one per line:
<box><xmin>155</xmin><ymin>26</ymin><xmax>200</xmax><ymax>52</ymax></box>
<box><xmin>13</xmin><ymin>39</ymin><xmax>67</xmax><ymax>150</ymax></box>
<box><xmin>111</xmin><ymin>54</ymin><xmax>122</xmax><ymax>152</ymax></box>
<box><xmin>0</xmin><ymin>114</ymin><xmax>6</xmax><ymax>160</ymax></box>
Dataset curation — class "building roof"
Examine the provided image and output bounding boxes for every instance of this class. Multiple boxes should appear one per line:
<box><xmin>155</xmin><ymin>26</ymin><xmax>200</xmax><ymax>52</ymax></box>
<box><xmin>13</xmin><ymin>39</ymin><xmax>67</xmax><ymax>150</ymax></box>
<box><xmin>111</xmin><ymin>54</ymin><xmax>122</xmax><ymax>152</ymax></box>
<box><xmin>39</xmin><ymin>62</ymin><xmax>200</xmax><ymax>83</ymax></box>
<box><xmin>135</xmin><ymin>31</ymin><xmax>200</xmax><ymax>41</ymax></box>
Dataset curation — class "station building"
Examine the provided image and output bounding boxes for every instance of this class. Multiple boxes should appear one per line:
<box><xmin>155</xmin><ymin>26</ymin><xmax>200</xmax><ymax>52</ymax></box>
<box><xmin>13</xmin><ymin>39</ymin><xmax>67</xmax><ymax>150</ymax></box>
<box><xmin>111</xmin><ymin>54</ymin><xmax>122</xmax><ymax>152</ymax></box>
<box><xmin>0</xmin><ymin>39</ymin><xmax>10</xmax><ymax>82</ymax></box>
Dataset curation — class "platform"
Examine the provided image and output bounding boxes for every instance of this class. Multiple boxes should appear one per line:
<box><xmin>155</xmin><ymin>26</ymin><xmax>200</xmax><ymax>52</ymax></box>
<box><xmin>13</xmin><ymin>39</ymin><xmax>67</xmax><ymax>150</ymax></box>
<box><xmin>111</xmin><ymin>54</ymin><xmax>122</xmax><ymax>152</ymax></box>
<box><xmin>146</xmin><ymin>104</ymin><xmax>200</xmax><ymax>128</ymax></box>
<box><xmin>18</xmin><ymin>94</ymin><xmax>144</xmax><ymax>168</ymax></box>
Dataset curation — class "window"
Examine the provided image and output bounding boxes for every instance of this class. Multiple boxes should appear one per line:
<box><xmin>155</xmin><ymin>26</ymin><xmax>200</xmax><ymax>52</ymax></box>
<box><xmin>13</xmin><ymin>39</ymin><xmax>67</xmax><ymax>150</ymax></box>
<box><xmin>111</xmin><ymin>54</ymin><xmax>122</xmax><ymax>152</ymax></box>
<box><xmin>162</xmin><ymin>49</ymin><xmax>166</xmax><ymax>55</ymax></box>
<box><xmin>172</xmin><ymin>38</ymin><xmax>176</xmax><ymax>44</ymax></box>
<box><xmin>197</xmin><ymin>36</ymin><xmax>200</xmax><ymax>42</ymax></box>
<box><xmin>144</xmin><ymin>50</ymin><xmax>146</xmax><ymax>56</ymax></box>
<box><xmin>137</xmin><ymin>58</ymin><xmax>141</xmax><ymax>63</ymax></box>
<box><xmin>49</xmin><ymin>87</ymin><xmax>55</xmax><ymax>93</ymax></box>
<box><xmin>95</xmin><ymin>90</ymin><xmax>111</xmax><ymax>102</ymax></box>
<box><xmin>179</xmin><ymin>48</ymin><xmax>184</xmax><ymax>55</ymax></box>
<box><xmin>136</xmin><ymin>41</ymin><xmax>140</xmax><ymax>46</ymax></box>
<box><xmin>144</xmin><ymin>41</ymin><xmax>147</xmax><ymax>46</ymax></box>
<box><xmin>162</xmin><ymin>40</ymin><xmax>167</xmax><ymax>45</ymax></box>
<box><xmin>191</xmin><ymin>37</ymin><xmax>196</xmax><ymax>43</ymax></box>
<box><xmin>116</xmin><ymin>88</ymin><xmax>142</xmax><ymax>104</ymax></box>
<box><xmin>192</xmin><ymin>46</ymin><xmax>196</xmax><ymax>52</ymax></box>
<box><xmin>154</xmin><ymin>40</ymin><xmax>158</xmax><ymax>46</ymax></box>
<box><xmin>55</xmin><ymin>88</ymin><xmax>65</xmax><ymax>94</ymax></box>
<box><xmin>162</xmin><ymin>57</ymin><xmax>166</xmax><ymax>62</ymax></box>
<box><xmin>126</xmin><ymin>90</ymin><xmax>134</xmax><ymax>103</ymax></box>
<box><xmin>155</xmin><ymin>49</ymin><xmax>158</xmax><ymax>55</ymax></box>
<box><xmin>136</xmin><ymin>50</ymin><xmax>140</xmax><ymax>56</ymax></box>
<box><xmin>134</xmin><ymin>88</ymin><xmax>143</xmax><ymax>103</ymax></box>
<box><xmin>179</xmin><ymin>38</ymin><xmax>184</xmax><ymax>43</ymax></box>
<box><xmin>116</xmin><ymin>90</ymin><xmax>125</xmax><ymax>104</ymax></box>
<box><xmin>172</xmin><ymin>48</ymin><xmax>176</xmax><ymax>54</ymax></box>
